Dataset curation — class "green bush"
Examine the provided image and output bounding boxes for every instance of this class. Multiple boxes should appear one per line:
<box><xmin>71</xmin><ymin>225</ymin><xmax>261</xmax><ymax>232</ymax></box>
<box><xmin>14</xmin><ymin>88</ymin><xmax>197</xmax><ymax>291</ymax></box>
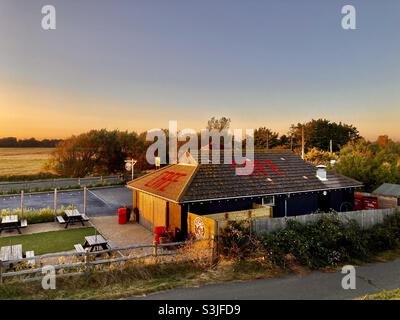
<box><xmin>260</xmin><ymin>213</ymin><xmax>400</xmax><ymax>269</ymax></box>
<box><xmin>0</xmin><ymin>206</ymin><xmax>75</xmax><ymax>225</ymax></box>
<box><xmin>220</xmin><ymin>212</ymin><xmax>400</xmax><ymax>269</ymax></box>
<box><xmin>366</xmin><ymin>214</ymin><xmax>400</xmax><ymax>252</ymax></box>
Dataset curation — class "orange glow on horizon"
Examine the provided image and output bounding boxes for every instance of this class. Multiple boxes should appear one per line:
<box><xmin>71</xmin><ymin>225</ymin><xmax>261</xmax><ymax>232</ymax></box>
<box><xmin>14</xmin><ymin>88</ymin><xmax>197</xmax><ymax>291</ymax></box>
<box><xmin>1</xmin><ymin>81</ymin><xmax>399</xmax><ymax>142</ymax></box>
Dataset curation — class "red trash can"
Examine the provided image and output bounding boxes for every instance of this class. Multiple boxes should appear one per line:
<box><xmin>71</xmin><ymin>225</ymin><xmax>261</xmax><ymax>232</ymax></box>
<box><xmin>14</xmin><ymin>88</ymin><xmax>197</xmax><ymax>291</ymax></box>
<box><xmin>154</xmin><ymin>226</ymin><xmax>166</xmax><ymax>244</ymax></box>
<box><xmin>118</xmin><ymin>207</ymin><xmax>127</xmax><ymax>224</ymax></box>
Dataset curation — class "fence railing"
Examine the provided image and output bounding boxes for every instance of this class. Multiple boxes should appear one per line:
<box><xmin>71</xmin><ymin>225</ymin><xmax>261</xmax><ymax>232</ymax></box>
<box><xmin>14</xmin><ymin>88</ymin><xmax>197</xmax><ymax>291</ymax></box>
<box><xmin>252</xmin><ymin>208</ymin><xmax>398</xmax><ymax>236</ymax></box>
<box><xmin>0</xmin><ymin>238</ymin><xmax>215</xmax><ymax>284</ymax></box>
<box><xmin>0</xmin><ymin>175</ymin><xmax>123</xmax><ymax>193</ymax></box>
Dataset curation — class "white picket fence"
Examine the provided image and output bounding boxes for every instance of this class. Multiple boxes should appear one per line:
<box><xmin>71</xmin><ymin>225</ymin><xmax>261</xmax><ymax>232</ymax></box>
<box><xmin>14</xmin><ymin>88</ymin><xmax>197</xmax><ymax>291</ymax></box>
<box><xmin>252</xmin><ymin>208</ymin><xmax>398</xmax><ymax>236</ymax></box>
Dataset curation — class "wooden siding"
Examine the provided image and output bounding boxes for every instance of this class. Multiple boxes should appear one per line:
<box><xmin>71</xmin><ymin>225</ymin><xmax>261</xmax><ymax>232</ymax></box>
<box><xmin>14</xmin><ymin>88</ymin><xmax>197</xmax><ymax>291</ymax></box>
<box><xmin>136</xmin><ymin>192</ymin><xmax>167</xmax><ymax>231</ymax></box>
<box><xmin>168</xmin><ymin>202</ymin><xmax>182</xmax><ymax>232</ymax></box>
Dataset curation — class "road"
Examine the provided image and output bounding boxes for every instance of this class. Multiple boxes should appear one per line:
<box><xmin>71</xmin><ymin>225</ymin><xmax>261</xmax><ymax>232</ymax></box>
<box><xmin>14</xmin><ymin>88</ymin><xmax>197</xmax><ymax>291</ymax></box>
<box><xmin>0</xmin><ymin>186</ymin><xmax>132</xmax><ymax>216</ymax></box>
<box><xmin>135</xmin><ymin>258</ymin><xmax>400</xmax><ymax>300</ymax></box>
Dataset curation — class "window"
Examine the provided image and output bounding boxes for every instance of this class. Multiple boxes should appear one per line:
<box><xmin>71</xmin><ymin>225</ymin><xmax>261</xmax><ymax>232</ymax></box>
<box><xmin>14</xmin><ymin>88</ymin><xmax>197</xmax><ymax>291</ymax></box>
<box><xmin>262</xmin><ymin>196</ymin><xmax>275</xmax><ymax>206</ymax></box>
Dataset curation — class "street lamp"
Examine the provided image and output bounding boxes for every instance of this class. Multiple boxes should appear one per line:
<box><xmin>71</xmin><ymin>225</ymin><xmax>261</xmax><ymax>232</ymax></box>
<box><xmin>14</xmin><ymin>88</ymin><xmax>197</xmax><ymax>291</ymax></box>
<box><xmin>125</xmin><ymin>159</ymin><xmax>137</xmax><ymax>181</ymax></box>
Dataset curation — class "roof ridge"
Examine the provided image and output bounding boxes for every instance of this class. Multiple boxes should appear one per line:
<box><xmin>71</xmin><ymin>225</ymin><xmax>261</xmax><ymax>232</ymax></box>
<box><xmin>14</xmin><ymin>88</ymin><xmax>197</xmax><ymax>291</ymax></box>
<box><xmin>176</xmin><ymin>163</ymin><xmax>201</xmax><ymax>203</ymax></box>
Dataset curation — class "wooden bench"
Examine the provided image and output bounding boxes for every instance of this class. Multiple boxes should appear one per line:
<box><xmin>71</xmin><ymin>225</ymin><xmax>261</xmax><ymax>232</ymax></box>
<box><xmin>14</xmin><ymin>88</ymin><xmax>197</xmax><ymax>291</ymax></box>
<box><xmin>74</xmin><ymin>244</ymin><xmax>86</xmax><ymax>253</ymax></box>
<box><xmin>25</xmin><ymin>250</ymin><xmax>35</xmax><ymax>266</ymax></box>
<box><xmin>56</xmin><ymin>215</ymin><xmax>65</xmax><ymax>224</ymax></box>
<box><xmin>20</xmin><ymin>219</ymin><xmax>28</xmax><ymax>228</ymax></box>
<box><xmin>82</xmin><ymin>214</ymin><xmax>90</xmax><ymax>221</ymax></box>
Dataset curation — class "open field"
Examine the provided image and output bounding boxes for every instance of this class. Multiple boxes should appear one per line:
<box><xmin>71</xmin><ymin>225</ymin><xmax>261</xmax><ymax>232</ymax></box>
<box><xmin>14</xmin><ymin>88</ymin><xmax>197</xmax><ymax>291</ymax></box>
<box><xmin>0</xmin><ymin>148</ymin><xmax>54</xmax><ymax>176</ymax></box>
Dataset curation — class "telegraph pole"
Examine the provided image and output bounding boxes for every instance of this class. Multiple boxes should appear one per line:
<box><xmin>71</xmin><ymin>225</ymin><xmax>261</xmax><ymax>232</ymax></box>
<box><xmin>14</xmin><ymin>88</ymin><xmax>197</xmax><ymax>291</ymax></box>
<box><xmin>301</xmin><ymin>125</ymin><xmax>305</xmax><ymax>160</ymax></box>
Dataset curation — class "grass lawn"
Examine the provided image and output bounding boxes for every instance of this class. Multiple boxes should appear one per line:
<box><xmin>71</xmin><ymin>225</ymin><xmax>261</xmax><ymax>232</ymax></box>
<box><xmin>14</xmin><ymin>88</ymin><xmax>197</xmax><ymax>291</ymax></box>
<box><xmin>359</xmin><ymin>289</ymin><xmax>400</xmax><ymax>300</ymax></box>
<box><xmin>0</xmin><ymin>227</ymin><xmax>96</xmax><ymax>255</ymax></box>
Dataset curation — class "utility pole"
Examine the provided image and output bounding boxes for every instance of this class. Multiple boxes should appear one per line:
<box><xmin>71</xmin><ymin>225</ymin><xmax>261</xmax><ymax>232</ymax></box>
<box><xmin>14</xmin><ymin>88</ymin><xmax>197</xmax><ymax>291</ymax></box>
<box><xmin>330</xmin><ymin>139</ymin><xmax>333</xmax><ymax>153</ymax></box>
<box><xmin>301</xmin><ymin>125</ymin><xmax>305</xmax><ymax>160</ymax></box>
<box><xmin>290</xmin><ymin>134</ymin><xmax>293</xmax><ymax>151</ymax></box>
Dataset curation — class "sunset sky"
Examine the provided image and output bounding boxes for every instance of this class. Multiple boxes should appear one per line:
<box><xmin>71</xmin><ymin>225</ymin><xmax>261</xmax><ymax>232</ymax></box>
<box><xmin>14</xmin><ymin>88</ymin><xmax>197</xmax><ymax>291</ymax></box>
<box><xmin>0</xmin><ymin>0</ymin><xmax>399</xmax><ymax>140</ymax></box>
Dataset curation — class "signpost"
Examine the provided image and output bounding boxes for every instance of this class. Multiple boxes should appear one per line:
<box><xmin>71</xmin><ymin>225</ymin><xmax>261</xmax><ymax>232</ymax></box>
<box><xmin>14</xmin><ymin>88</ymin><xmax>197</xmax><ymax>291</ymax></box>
<box><xmin>125</xmin><ymin>159</ymin><xmax>137</xmax><ymax>181</ymax></box>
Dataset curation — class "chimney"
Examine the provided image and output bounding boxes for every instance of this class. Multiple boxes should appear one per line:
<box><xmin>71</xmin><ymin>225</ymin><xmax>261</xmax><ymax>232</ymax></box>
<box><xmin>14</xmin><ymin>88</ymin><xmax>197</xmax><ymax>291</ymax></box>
<box><xmin>155</xmin><ymin>156</ymin><xmax>161</xmax><ymax>169</ymax></box>
<box><xmin>316</xmin><ymin>165</ymin><xmax>327</xmax><ymax>181</ymax></box>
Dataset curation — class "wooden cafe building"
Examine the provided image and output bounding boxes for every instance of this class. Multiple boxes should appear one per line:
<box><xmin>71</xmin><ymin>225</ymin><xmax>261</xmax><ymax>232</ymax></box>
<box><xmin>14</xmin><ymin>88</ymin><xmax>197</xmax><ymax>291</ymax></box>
<box><xmin>127</xmin><ymin>151</ymin><xmax>362</xmax><ymax>239</ymax></box>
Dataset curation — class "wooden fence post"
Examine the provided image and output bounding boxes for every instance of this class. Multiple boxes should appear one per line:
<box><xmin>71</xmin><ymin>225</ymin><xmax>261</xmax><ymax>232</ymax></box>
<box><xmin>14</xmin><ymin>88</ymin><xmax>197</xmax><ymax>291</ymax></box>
<box><xmin>20</xmin><ymin>190</ymin><xmax>24</xmax><ymax>218</ymax></box>
<box><xmin>53</xmin><ymin>188</ymin><xmax>57</xmax><ymax>220</ymax></box>
<box><xmin>83</xmin><ymin>187</ymin><xmax>87</xmax><ymax>215</ymax></box>
<box><xmin>85</xmin><ymin>251</ymin><xmax>90</xmax><ymax>276</ymax></box>
<box><xmin>153</xmin><ymin>241</ymin><xmax>158</xmax><ymax>259</ymax></box>
<box><xmin>248</xmin><ymin>210</ymin><xmax>252</xmax><ymax>237</ymax></box>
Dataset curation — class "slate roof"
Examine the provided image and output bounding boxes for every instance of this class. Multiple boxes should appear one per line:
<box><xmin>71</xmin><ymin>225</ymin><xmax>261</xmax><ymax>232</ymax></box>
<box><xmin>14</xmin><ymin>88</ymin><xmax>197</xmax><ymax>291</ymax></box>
<box><xmin>372</xmin><ymin>183</ymin><xmax>400</xmax><ymax>197</ymax></box>
<box><xmin>127</xmin><ymin>151</ymin><xmax>362</xmax><ymax>203</ymax></box>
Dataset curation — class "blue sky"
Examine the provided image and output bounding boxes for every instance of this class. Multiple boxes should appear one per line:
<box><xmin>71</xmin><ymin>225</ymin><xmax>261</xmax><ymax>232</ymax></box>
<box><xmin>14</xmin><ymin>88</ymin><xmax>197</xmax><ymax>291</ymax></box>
<box><xmin>0</xmin><ymin>0</ymin><xmax>399</xmax><ymax>140</ymax></box>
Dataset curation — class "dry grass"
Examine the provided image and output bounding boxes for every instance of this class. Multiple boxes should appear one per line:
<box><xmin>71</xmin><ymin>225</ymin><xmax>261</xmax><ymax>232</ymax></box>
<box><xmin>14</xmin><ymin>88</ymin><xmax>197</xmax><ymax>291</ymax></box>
<box><xmin>0</xmin><ymin>148</ymin><xmax>54</xmax><ymax>176</ymax></box>
<box><xmin>0</xmin><ymin>240</ymin><xmax>283</xmax><ymax>300</ymax></box>
<box><xmin>359</xmin><ymin>289</ymin><xmax>400</xmax><ymax>300</ymax></box>
<box><xmin>0</xmin><ymin>257</ymin><xmax>283</xmax><ymax>300</ymax></box>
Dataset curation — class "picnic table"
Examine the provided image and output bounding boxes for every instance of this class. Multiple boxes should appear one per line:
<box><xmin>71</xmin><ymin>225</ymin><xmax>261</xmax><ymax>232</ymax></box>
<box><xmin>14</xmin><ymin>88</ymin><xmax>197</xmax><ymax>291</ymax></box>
<box><xmin>83</xmin><ymin>235</ymin><xmax>109</xmax><ymax>252</ymax></box>
<box><xmin>62</xmin><ymin>209</ymin><xmax>89</xmax><ymax>229</ymax></box>
<box><xmin>0</xmin><ymin>215</ymin><xmax>21</xmax><ymax>234</ymax></box>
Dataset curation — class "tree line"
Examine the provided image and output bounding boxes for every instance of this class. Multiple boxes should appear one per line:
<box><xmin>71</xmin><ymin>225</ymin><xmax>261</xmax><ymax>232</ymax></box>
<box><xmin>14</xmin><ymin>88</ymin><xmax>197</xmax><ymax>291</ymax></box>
<box><xmin>41</xmin><ymin>117</ymin><xmax>361</xmax><ymax>178</ymax></box>
<box><xmin>334</xmin><ymin>136</ymin><xmax>400</xmax><ymax>192</ymax></box>
<box><xmin>4</xmin><ymin>117</ymin><xmax>398</xmax><ymax>192</ymax></box>
<box><xmin>3</xmin><ymin>118</ymin><xmax>398</xmax><ymax>192</ymax></box>
<box><xmin>0</xmin><ymin>137</ymin><xmax>62</xmax><ymax>148</ymax></box>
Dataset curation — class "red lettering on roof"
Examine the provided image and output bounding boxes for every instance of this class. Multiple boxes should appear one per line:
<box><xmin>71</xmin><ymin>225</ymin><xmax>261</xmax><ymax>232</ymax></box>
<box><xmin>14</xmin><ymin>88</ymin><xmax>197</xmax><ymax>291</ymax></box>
<box><xmin>230</xmin><ymin>159</ymin><xmax>285</xmax><ymax>176</ymax></box>
<box><xmin>144</xmin><ymin>171</ymin><xmax>187</xmax><ymax>191</ymax></box>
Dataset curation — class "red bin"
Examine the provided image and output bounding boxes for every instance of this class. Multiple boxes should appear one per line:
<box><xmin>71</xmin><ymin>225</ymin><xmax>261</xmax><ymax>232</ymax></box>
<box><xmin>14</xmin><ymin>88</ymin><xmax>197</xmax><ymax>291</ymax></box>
<box><xmin>154</xmin><ymin>226</ymin><xmax>166</xmax><ymax>244</ymax></box>
<box><xmin>118</xmin><ymin>207</ymin><xmax>127</xmax><ymax>224</ymax></box>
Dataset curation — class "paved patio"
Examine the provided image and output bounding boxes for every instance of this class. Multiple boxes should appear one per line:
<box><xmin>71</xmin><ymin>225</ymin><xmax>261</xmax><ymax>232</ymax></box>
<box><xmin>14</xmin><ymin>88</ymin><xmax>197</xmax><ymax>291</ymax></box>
<box><xmin>0</xmin><ymin>215</ymin><xmax>154</xmax><ymax>250</ymax></box>
<box><xmin>90</xmin><ymin>216</ymin><xmax>154</xmax><ymax>247</ymax></box>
